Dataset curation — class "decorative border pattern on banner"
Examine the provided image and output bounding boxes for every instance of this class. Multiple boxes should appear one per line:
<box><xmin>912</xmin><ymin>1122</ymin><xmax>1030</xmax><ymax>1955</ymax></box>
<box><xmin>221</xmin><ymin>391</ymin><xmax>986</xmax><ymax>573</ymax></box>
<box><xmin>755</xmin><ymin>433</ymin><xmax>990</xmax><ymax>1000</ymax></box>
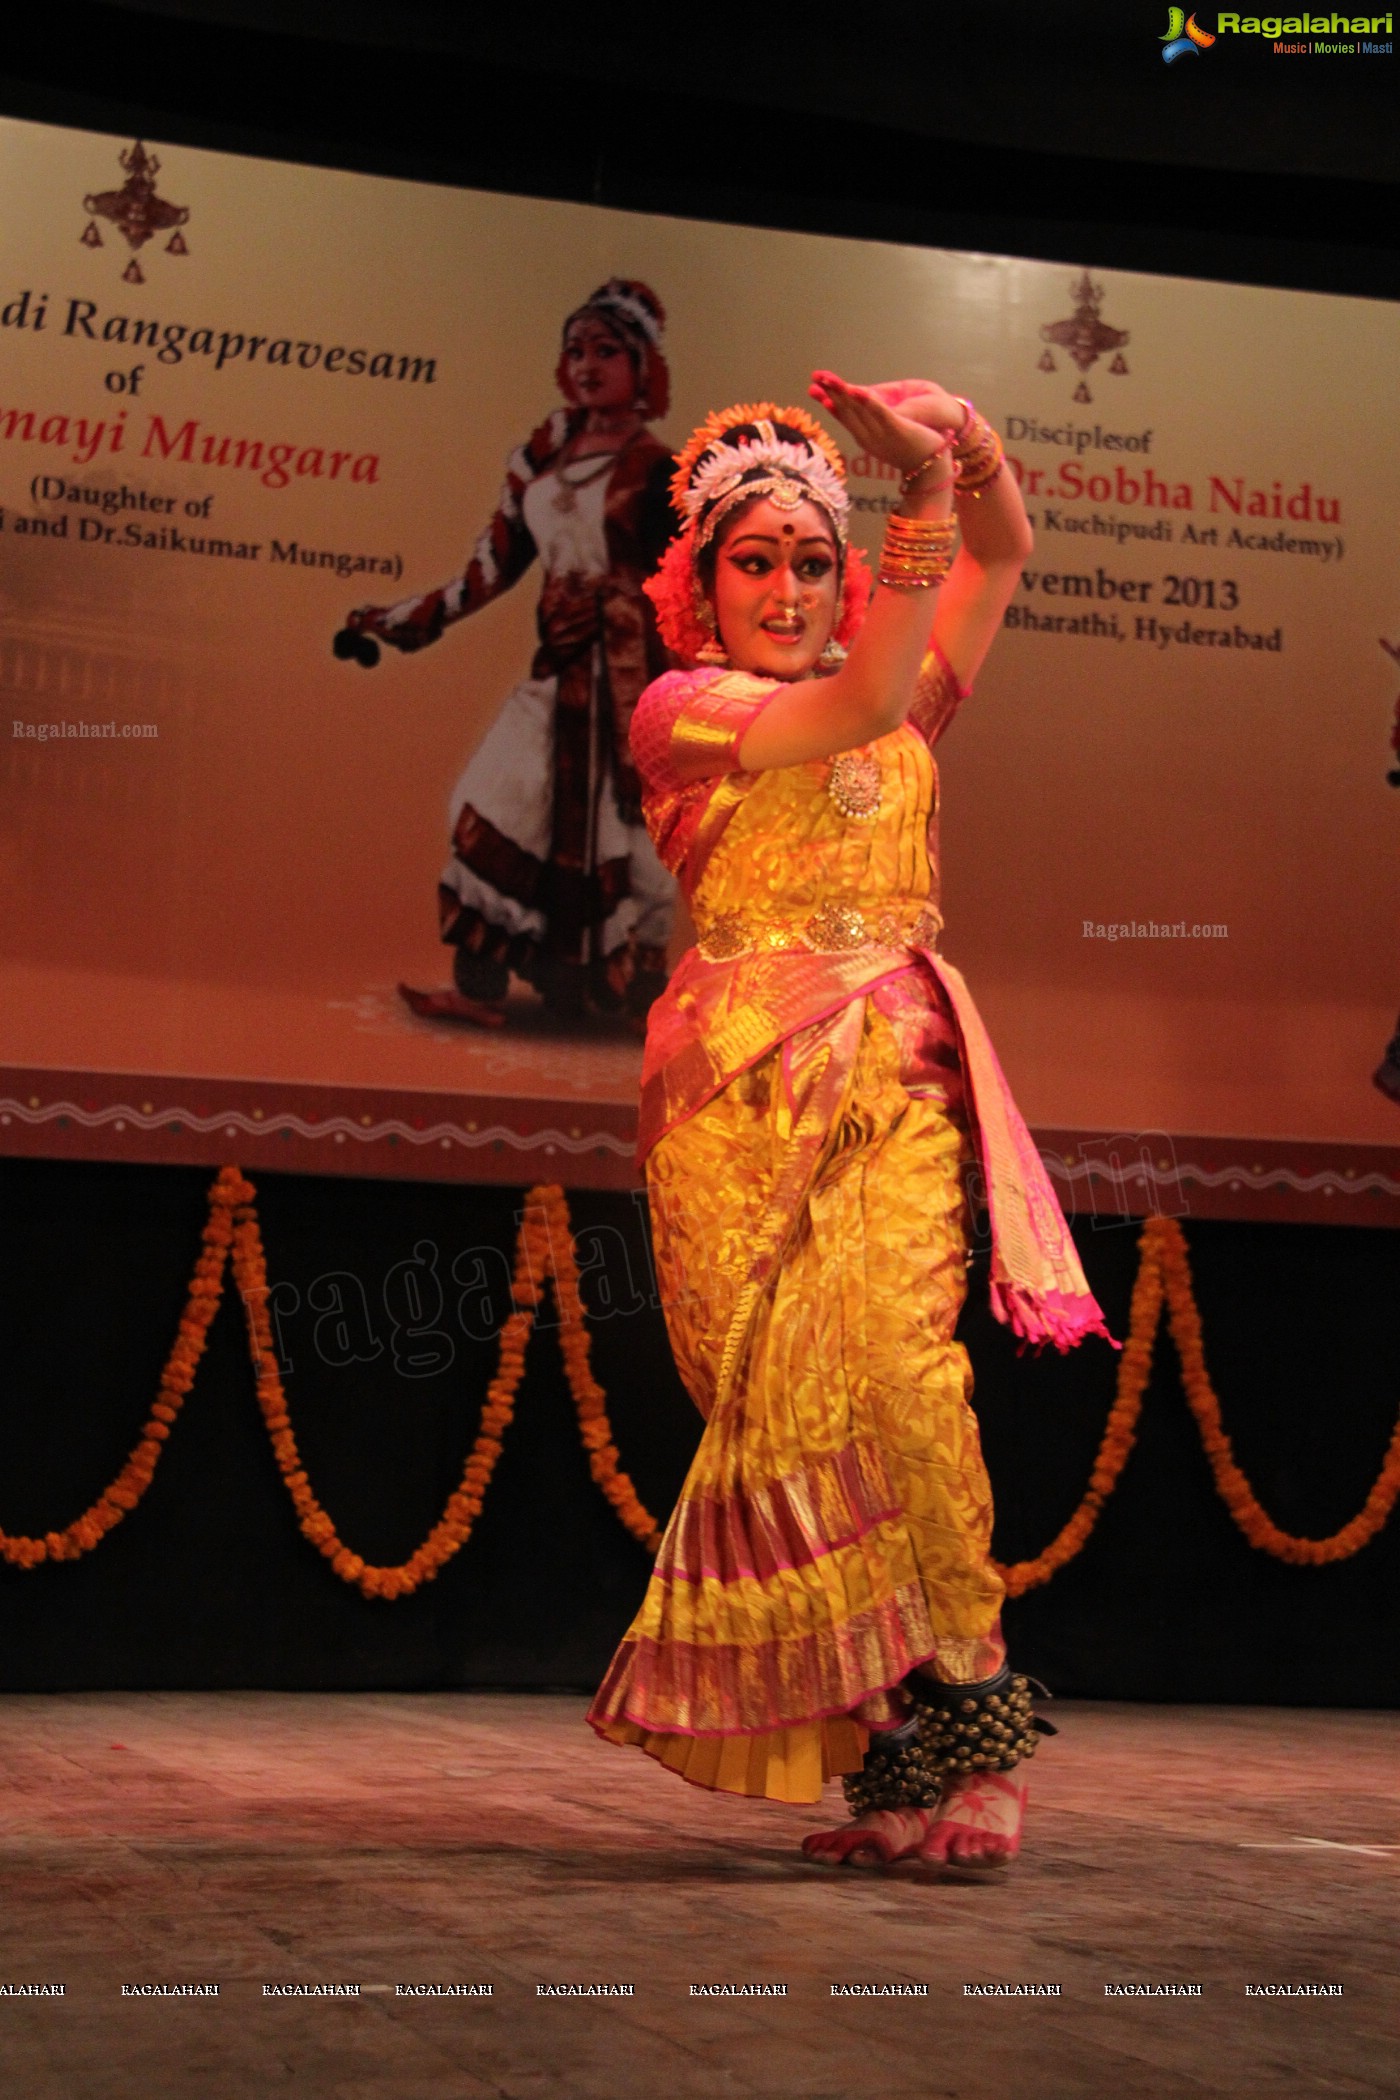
<box><xmin>0</xmin><ymin>1068</ymin><xmax>636</xmax><ymax>1189</ymax></box>
<box><xmin>2</xmin><ymin>1068</ymin><xmax>1399</xmax><ymax>1222</ymax></box>
<box><xmin>1033</xmin><ymin>1126</ymin><xmax>1400</xmax><ymax>1227</ymax></box>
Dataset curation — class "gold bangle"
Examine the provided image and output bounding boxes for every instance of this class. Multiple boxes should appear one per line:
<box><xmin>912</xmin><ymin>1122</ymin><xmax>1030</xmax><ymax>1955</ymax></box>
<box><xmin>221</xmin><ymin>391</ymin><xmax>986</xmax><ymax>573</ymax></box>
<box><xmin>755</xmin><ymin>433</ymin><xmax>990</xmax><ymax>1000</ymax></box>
<box><xmin>877</xmin><ymin>512</ymin><xmax>955</xmax><ymax>589</ymax></box>
<box><xmin>952</xmin><ymin>399</ymin><xmax>980</xmax><ymax>451</ymax></box>
<box><xmin>877</xmin><ymin>559</ymin><xmax>953</xmax><ymax>590</ymax></box>
<box><xmin>883</xmin><ymin>514</ymin><xmax>957</xmax><ymax>545</ymax></box>
<box><xmin>951</xmin><ymin>401</ymin><xmax>1005</xmax><ymax>496</ymax></box>
<box><xmin>958</xmin><ymin>449</ymin><xmax>1004</xmax><ymax>496</ymax></box>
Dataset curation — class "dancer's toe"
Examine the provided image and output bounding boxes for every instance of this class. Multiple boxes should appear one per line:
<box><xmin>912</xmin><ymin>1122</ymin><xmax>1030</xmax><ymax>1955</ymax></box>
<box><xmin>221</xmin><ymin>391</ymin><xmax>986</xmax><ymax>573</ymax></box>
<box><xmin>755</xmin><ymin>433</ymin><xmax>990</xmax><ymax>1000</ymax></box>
<box><xmin>916</xmin><ymin>1770</ymin><xmax>1025</xmax><ymax>1872</ymax></box>
<box><xmin>801</xmin><ymin>1808</ymin><xmax>932</xmax><ymax>1867</ymax></box>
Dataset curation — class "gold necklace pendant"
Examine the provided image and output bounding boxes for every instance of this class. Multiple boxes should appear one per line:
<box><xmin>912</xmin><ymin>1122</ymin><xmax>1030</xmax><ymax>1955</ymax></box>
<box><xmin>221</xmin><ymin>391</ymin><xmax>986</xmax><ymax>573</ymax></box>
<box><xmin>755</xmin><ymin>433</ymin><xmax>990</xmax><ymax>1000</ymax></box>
<box><xmin>828</xmin><ymin>749</ymin><xmax>882</xmax><ymax>821</ymax></box>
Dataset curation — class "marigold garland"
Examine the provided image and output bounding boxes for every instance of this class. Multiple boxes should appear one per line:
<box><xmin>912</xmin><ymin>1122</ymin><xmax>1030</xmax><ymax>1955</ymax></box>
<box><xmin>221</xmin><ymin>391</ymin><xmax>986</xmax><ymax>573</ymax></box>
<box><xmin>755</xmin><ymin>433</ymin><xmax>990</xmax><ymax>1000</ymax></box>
<box><xmin>228</xmin><ymin>1178</ymin><xmax>550</xmax><ymax>1600</ymax></box>
<box><xmin>227</xmin><ymin>1179</ymin><xmax>664</xmax><ymax>1599</ymax></box>
<box><xmin>991</xmin><ymin>1218</ymin><xmax>1159</xmax><ymax>1598</ymax></box>
<box><xmin>527</xmin><ymin>1187</ymin><xmax>665</xmax><ymax>1556</ymax></box>
<box><xmin>5</xmin><ymin>1189</ymin><xmax>1398</xmax><ymax>1594</ymax></box>
<box><xmin>0</xmin><ymin>1167</ymin><xmax>239</xmax><ymax>1568</ymax></box>
<box><xmin>1155</xmin><ymin>1215</ymin><xmax>1400</xmax><ymax>1565</ymax></box>
<box><xmin>993</xmin><ymin>1214</ymin><xmax>1400</xmax><ymax>1594</ymax></box>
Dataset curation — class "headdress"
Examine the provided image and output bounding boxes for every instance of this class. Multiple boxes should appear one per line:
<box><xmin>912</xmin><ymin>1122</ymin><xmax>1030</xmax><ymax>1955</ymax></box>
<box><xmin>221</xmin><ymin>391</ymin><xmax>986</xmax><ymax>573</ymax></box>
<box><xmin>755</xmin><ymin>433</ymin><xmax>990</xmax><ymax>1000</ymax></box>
<box><xmin>672</xmin><ymin>401</ymin><xmax>850</xmax><ymax>550</ymax></box>
<box><xmin>645</xmin><ymin>400</ymin><xmax>870</xmax><ymax>663</ymax></box>
<box><xmin>557</xmin><ymin>277</ymin><xmax>670</xmax><ymax>419</ymax></box>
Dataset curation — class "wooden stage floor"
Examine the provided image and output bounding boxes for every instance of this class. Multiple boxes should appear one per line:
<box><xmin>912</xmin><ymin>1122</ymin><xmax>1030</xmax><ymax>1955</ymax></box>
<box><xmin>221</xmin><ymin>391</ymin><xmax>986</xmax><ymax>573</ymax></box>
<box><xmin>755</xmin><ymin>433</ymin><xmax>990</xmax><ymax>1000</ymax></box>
<box><xmin>0</xmin><ymin>1693</ymin><xmax>1394</xmax><ymax>2099</ymax></box>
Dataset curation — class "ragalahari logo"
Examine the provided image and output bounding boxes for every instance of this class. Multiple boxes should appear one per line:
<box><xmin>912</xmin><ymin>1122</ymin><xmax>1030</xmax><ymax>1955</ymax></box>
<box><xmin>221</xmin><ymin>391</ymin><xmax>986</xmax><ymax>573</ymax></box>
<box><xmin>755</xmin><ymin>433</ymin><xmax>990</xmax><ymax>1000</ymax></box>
<box><xmin>1161</xmin><ymin>7</ymin><xmax>1218</xmax><ymax>56</ymax></box>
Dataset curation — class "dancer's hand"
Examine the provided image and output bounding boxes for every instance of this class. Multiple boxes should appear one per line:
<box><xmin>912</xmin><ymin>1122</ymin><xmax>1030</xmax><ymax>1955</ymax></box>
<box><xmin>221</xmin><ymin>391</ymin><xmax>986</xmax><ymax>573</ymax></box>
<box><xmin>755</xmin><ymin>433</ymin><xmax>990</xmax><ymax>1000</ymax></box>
<box><xmin>809</xmin><ymin>371</ymin><xmax>965</xmax><ymax>474</ymax></box>
<box><xmin>860</xmin><ymin>377</ymin><xmax>969</xmax><ymax>438</ymax></box>
<box><xmin>345</xmin><ymin>591</ymin><xmax>448</xmax><ymax>655</ymax></box>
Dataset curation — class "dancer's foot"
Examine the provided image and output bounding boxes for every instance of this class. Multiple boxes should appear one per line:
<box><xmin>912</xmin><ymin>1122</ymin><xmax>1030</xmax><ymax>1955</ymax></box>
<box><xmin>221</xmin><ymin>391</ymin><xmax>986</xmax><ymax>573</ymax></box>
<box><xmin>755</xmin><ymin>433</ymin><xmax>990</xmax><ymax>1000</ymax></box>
<box><xmin>397</xmin><ymin>983</ymin><xmax>506</xmax><ymax>1028</ymax></box>
<box><xmin>917</xmin><ymin>1768</ymin><xmax>1026</xmax><ymax>1875</ymax></box>
<box><xmin>801</xmin><ymin>1806</ymin><xmax>937</xmax><ymax>1868</ymax></box>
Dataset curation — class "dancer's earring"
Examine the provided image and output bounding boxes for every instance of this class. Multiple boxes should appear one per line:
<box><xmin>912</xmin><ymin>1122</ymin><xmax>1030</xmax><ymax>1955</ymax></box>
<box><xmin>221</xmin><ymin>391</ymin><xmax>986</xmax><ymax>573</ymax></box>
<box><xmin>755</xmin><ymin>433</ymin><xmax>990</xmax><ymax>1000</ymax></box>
<box><xmin>693</xmin><ymin>581</ymin><xmax>728</xmax><ymax>666</ymax></box>
<box><xmin>822</xmin><ymin>569</ymin><xmax>855</xmax><ymax>671</ymax></box>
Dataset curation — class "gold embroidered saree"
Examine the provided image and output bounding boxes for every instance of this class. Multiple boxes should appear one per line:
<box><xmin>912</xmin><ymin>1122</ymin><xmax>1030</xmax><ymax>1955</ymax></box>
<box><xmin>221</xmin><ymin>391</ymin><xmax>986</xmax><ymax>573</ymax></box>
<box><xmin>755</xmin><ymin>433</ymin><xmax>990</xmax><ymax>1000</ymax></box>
<box><xmin>588</xmin><ymin>655</ymin><xmax>1112</xmax><ymax>1801</ymax></box>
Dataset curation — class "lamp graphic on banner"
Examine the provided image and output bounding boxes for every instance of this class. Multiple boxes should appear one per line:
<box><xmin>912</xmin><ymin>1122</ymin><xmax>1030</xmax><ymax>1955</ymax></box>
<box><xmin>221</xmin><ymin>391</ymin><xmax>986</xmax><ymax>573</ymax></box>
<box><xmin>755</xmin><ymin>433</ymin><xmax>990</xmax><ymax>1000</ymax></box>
<box><xmin>1038</xmin><ymin>272</ymin><xmax>1130</xmax><ymax>404</ymax></box>
<box><xmin>81</xmin><ymin>141</ymin><xmax>190</xmax><ymax>285</ymax></box>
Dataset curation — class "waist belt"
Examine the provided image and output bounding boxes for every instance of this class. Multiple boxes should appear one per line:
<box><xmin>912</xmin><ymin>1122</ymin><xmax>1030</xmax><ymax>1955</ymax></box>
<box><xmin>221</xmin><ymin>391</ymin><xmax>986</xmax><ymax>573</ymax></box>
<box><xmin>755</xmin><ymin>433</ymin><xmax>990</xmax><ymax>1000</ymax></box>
<box><xmin>694</xmin><ymin>899</ymin><xmax>942</xmax><ymax>963</ymax></box>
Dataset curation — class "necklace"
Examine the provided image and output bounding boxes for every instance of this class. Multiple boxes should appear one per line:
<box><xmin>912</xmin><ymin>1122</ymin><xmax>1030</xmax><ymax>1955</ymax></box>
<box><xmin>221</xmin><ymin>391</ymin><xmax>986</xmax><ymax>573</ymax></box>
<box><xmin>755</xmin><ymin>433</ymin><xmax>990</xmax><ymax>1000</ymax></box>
<box><xmin>551</xmin><ymin>453</ymin><xmax>616</xmax><ymax>515</ymax></box>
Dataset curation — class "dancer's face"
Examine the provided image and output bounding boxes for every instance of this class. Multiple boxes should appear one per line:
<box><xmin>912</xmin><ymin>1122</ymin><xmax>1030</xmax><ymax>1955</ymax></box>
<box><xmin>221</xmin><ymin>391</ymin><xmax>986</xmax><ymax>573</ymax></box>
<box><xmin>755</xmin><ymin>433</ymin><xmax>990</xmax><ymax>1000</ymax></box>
<box><xmin>711</xmin><ymin>497</ymin><xmax>840</xmax><ymax>680</ymax></box>
<box><xmin>561</xmin><ymin>316</ymin><xmax>638</xmax><ymax>411</ymax></box>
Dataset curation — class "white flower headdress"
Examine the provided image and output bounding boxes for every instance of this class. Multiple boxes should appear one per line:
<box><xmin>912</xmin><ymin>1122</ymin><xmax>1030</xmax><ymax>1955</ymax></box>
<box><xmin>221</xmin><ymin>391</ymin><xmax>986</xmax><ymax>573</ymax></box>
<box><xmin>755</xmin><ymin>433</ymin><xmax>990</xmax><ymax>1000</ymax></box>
<box><xmin>671</xmin><ymin>403</ymin><xmax>850</xmax><ymax>550</ymax></box>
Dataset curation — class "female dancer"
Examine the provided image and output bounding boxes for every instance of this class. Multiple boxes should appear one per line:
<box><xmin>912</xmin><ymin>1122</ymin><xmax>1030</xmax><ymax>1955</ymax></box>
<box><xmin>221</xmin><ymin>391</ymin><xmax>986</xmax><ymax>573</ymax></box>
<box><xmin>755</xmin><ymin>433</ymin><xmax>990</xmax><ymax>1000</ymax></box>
<box><xmin>587</xmin><ymin>376</ymin><xmax>1115</xmax><ymax>1872</ymax></box>
<box><xmin>345</xmin><ymin>279</ymin><xmax>677</xmax><ymax>1028</ymax></box>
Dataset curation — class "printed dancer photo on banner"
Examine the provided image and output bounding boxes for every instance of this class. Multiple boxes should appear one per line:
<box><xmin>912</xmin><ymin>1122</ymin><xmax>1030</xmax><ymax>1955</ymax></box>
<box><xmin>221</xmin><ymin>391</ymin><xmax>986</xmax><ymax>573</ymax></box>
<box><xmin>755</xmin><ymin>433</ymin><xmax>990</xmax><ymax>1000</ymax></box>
<box><xmin>338</xmin><ymin>280</ymin><xmax>677</xmax><ymax>1031</ymax></box>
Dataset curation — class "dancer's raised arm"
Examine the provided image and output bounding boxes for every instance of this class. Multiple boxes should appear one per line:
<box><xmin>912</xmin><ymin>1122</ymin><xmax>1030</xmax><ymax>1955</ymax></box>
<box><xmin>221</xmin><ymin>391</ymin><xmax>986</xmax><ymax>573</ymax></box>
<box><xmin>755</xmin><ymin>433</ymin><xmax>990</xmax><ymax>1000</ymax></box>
<box><xmin>733</xmin><ymin>373</ymin><xmax>960</xmax><ymax>771</ymax></box>
<box><xmin>696</xmin><ymin>374</ymin><xmax>1025</xmax><ymax>773</ymax></box>
<box><xmin>930</xmin><ymin>396</ymin><xmax>1033</xmax><ymax>692</ymax></box>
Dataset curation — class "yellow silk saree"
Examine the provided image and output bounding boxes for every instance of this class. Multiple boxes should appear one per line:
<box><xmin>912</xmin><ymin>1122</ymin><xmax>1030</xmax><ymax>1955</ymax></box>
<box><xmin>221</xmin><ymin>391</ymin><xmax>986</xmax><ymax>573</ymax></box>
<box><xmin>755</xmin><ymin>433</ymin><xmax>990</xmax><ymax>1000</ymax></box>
<box><xmin>588</xmin><ymin>656</ymin><xmax>1112</xmax><ymax>1801</ymax></box>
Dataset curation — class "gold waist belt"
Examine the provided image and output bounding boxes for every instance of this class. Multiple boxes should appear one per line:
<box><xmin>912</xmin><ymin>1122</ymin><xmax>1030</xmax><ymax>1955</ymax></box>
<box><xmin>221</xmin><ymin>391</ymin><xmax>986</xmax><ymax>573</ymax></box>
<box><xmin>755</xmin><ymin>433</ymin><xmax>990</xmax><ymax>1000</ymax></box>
<box><xmin>694</xmin><ymin>899</ymin><xmax>942</xmax><ymax>963</ymax></box>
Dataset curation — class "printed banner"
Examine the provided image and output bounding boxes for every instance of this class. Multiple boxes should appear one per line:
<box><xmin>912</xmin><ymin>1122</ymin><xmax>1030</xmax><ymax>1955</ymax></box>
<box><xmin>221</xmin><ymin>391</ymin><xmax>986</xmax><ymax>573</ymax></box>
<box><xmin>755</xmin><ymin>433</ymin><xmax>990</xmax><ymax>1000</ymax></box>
<box><xmin>2</xmin><ymin>116</ymin><xmax>1398</xmax><ymax>1218</ymax></box>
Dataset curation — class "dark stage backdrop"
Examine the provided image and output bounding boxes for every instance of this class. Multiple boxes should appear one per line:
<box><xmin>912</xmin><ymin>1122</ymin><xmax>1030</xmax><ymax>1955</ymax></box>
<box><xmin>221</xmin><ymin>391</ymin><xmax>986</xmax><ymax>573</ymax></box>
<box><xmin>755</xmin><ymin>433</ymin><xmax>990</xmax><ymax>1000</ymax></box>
<box><xmin>2</xmin><ymin>1155</ymin><xmax>1397</xmax><ymax>1706</ymax></box>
